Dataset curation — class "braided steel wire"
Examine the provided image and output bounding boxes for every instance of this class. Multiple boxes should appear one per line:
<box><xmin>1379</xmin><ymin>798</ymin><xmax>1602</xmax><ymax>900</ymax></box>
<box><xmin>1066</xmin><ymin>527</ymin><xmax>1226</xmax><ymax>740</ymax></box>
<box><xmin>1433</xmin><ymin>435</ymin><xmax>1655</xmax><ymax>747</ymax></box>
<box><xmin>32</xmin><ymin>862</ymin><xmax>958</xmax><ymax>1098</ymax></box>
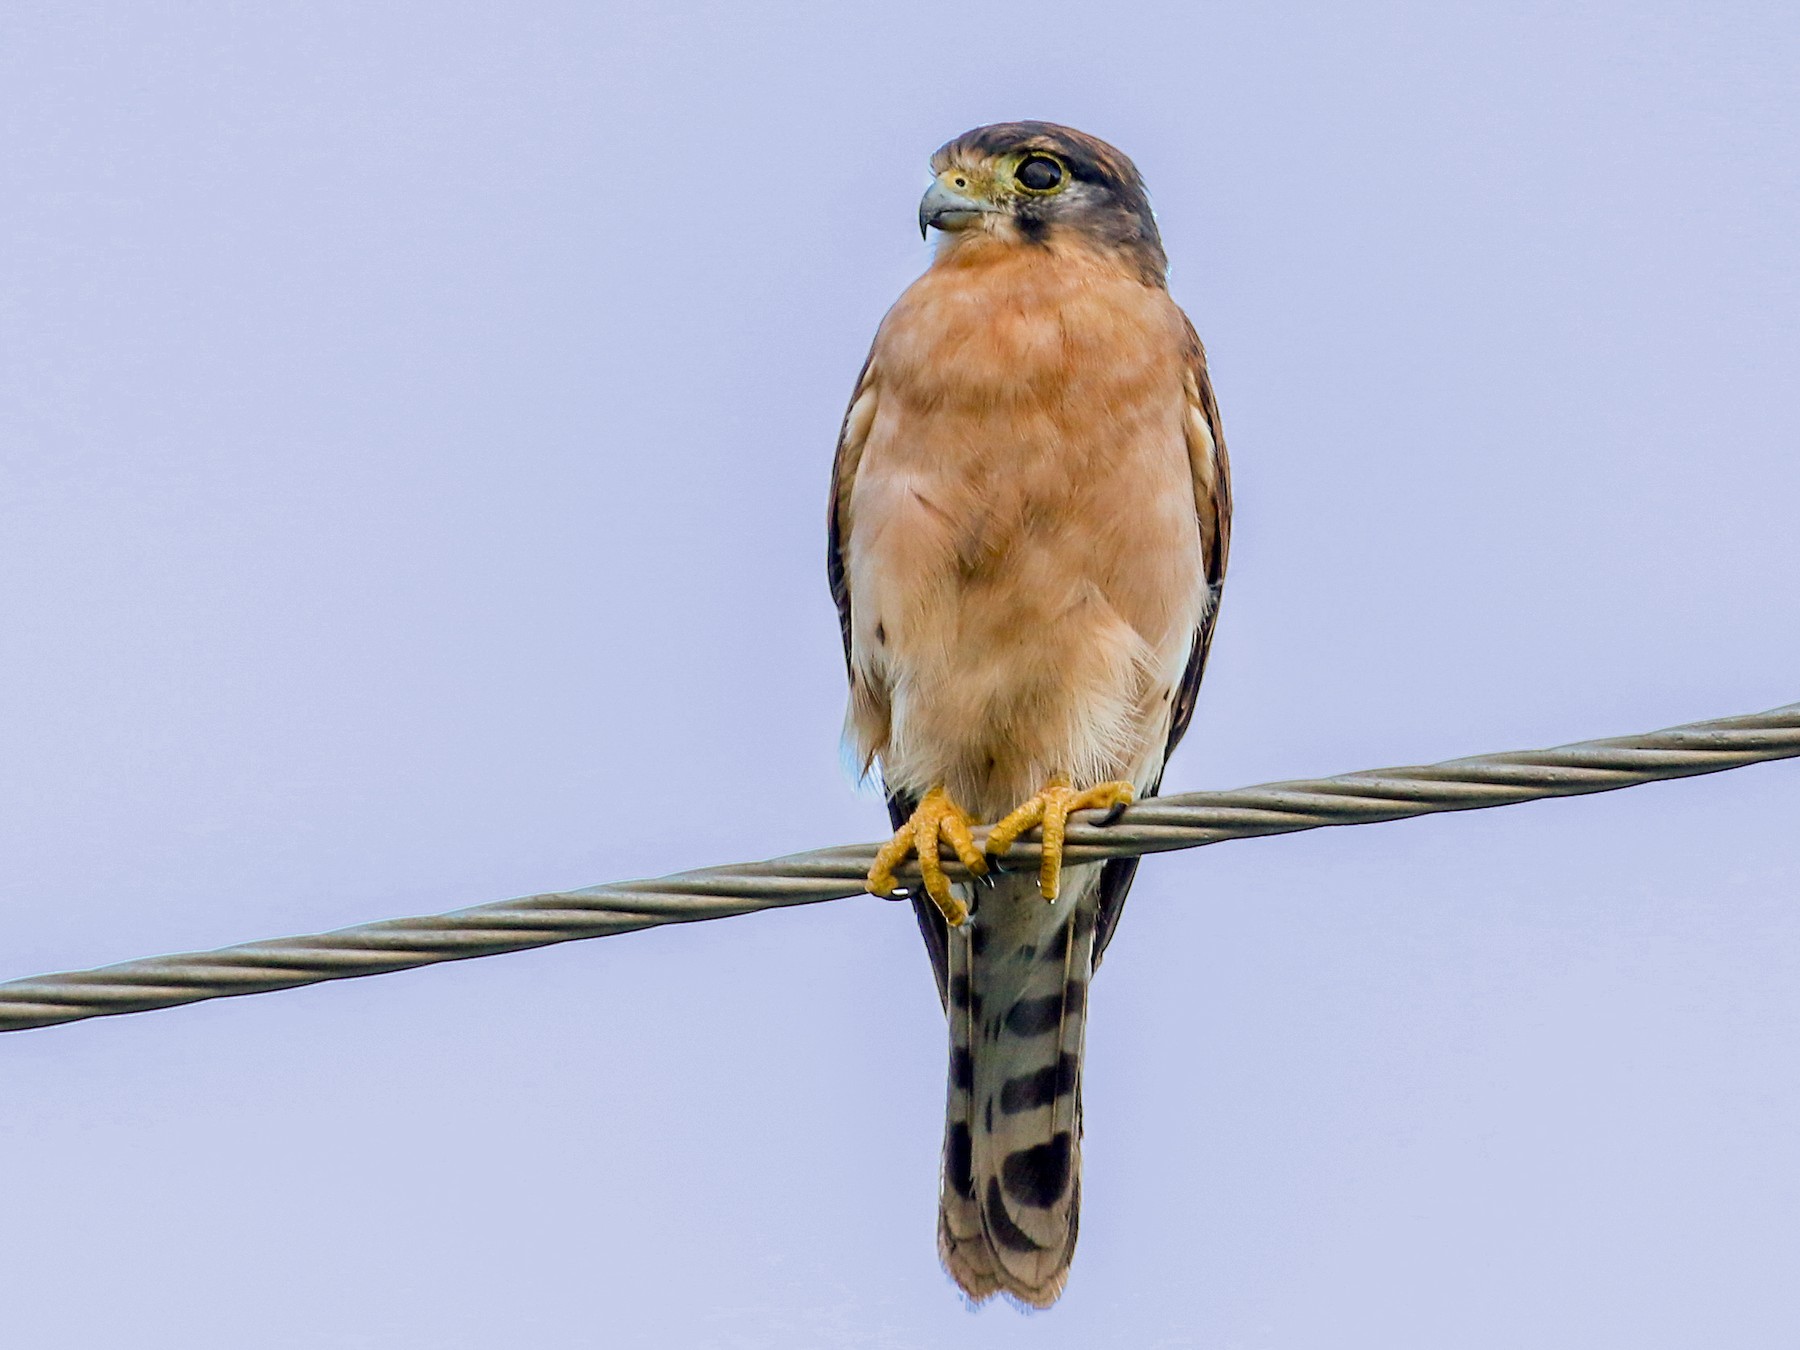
<box><xmin>2</xmin><ymin>702</ymin><xmax>1795</xmax><ymax>1034</ymax></box>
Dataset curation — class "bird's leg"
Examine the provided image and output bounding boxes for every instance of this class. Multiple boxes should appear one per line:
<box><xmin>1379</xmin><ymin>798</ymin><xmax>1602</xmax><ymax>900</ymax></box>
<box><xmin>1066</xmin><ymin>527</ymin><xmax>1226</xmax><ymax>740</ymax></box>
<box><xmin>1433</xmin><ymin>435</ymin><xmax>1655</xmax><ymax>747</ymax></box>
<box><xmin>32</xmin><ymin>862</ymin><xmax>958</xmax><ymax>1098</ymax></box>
<box><xmin>866</xmin><ymin>786</ymin><xmax>988</xmax><ymax>926</ymax></box>
<box><xmin>985</xmin><ymin>775</ymin><xmax>1136</xmax><ymax>901</ymax></box>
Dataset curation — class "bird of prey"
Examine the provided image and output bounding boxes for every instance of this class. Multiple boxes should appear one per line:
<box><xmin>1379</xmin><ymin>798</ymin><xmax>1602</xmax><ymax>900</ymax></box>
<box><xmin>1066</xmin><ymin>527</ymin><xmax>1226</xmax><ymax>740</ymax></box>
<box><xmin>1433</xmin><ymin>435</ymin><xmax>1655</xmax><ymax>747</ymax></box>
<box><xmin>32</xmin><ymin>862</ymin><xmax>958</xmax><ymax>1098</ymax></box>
<box><xmin>826</xmin><ymin>122</ymin><xmax>1230</xmax><ymax>1307</ymax></box>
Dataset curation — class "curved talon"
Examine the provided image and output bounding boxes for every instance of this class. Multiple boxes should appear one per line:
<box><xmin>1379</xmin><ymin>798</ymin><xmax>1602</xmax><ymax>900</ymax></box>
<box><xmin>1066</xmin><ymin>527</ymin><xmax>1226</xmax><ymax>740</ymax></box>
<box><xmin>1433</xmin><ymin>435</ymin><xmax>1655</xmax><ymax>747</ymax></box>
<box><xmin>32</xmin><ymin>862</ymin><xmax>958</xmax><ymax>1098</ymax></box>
<box><xmin>866</xmin><ymin>786</ymin><xmax>987</xmax><ymax>926</ymax></box>
<box><xmin>986</xmin><ymin>776</ymin><xmax>1136</xmax><ymax>900</ymax></box>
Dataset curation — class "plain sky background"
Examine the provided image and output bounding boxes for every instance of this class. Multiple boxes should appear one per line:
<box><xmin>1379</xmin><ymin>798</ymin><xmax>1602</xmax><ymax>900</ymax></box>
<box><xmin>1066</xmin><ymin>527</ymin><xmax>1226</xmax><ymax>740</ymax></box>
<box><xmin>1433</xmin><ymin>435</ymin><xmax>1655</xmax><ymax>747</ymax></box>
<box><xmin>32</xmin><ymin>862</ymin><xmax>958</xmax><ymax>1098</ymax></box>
<box><xmin>3</xmin><ymin>3</ymin><xmax>1798</xmax><ymax>1346</ymax></box>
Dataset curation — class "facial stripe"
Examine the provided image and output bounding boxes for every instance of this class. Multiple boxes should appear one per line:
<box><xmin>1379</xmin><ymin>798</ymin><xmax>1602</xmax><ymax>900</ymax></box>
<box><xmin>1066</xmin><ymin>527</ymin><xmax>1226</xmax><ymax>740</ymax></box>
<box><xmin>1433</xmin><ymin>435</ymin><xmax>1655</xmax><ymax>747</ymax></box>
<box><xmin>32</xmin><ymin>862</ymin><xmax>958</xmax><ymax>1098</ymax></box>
<box><xmin>927</xmin><ymin>120</ymin><xmax>1167</xmax><ymax>282</ymax></box>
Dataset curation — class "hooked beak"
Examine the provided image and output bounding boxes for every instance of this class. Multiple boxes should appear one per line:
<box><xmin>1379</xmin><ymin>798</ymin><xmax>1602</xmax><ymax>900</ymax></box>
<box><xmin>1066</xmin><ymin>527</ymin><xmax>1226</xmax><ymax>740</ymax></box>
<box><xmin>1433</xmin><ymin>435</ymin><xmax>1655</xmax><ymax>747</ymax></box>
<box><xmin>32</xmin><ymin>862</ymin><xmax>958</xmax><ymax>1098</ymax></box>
<box><xmin>918</xmin><ymin>178</ymin><xmax>990</xmax><ymax>239</ymax></box>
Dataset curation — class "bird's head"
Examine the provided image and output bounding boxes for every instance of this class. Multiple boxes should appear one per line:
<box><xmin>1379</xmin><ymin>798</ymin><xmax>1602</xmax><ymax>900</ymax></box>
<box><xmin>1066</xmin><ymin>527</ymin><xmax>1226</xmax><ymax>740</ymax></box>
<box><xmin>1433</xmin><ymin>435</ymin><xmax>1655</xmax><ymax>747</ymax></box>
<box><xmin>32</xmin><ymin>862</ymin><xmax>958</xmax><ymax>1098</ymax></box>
<box><xmin>918</xmin><ymin>121</ymin><xmax>1166</xmax><ymax>284</ymax></box>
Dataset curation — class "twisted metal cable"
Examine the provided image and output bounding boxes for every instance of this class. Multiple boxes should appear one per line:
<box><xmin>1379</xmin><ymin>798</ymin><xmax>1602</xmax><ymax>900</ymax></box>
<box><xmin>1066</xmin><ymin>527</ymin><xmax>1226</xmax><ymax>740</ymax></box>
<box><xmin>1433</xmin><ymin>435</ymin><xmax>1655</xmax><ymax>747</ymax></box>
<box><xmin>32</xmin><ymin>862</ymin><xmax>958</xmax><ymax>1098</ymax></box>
<box><xmin>3</xmin><ymin>702</ymin><xmax>1795</xmax><ymax>1034</ymax></box>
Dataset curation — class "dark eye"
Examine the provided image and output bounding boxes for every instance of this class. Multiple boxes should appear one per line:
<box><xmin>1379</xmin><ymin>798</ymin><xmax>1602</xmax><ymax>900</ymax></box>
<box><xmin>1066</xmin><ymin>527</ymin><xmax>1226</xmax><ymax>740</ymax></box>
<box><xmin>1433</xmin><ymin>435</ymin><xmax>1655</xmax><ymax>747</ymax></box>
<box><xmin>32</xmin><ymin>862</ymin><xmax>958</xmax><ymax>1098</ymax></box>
<box><xmin>1016</xmin><ymin>156</ymin><xmax>1063</xmax><ymax>192</ymax></box>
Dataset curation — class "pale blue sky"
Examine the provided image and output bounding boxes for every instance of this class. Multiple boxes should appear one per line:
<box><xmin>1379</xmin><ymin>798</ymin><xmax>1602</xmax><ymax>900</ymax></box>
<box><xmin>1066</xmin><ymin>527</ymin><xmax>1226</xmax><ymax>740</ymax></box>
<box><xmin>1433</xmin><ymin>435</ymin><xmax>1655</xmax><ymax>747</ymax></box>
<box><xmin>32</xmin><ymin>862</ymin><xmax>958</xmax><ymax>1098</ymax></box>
<box><xmin>3</xmin><ymin>3</ymin><xmax>1798</xmax><ymax>1346</ymax></box>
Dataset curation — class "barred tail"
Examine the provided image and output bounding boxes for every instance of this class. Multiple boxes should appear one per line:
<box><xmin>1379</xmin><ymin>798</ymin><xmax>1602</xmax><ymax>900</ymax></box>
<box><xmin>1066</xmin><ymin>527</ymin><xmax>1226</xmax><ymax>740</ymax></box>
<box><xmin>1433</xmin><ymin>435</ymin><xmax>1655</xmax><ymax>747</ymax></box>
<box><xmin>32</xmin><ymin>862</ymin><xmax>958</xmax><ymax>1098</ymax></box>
<box><xmin>937</xmin><ymin>866</ymin><xmax>1100</xmax><ymax>1308</ymax></box>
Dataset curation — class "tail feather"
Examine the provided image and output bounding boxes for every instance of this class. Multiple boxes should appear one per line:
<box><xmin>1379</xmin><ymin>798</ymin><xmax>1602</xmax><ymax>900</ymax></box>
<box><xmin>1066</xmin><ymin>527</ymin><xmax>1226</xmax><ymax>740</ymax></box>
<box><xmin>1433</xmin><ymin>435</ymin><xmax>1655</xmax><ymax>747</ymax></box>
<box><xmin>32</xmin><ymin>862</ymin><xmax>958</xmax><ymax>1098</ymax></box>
<box><xmin>937</xmin><ymin>866</ymin><xmax>1100</xmax><ymax>1308</ymax></box>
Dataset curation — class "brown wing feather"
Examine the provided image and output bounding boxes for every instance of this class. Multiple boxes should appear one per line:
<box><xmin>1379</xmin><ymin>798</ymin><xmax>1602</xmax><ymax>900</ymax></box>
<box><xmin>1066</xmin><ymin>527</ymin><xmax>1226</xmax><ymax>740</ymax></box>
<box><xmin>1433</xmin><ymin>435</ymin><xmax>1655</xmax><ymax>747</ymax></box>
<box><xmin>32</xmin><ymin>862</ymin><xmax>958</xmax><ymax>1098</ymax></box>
<box><xmin>826</xmin><ymin>351</ymin><xmax>876</xmax><ymax>664</ymax></box>
<box><xmin>1094</xmin><ymin>315</ymin><xmax>1231</xmax><ymax>966</ymax></box>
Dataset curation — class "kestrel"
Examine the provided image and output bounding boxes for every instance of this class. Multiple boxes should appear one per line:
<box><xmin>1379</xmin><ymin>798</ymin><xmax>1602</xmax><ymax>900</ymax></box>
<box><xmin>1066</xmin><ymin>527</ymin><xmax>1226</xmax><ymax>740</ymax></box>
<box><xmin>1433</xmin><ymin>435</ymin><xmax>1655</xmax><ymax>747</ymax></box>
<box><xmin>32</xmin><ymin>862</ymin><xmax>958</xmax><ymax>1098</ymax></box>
<box><xmin>827</xmin><ymin>122</ymin><xmax>1231</xmax><ymax>1307</ymax></box>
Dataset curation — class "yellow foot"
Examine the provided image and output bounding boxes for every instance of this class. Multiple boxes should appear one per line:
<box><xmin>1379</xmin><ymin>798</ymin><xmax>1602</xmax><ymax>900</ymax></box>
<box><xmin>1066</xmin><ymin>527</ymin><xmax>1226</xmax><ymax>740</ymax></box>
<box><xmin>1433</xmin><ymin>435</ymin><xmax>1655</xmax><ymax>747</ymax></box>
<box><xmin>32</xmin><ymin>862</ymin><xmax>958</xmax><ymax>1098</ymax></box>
<box><xmin>985</xmin><ymin>776</ymin><xmax>1136</xmax><ymax>901</ymax></box>
<box><xmin>867</xmin><ymin>786</ymin><xmax>988</xmax><ymax>926</ymax></box>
